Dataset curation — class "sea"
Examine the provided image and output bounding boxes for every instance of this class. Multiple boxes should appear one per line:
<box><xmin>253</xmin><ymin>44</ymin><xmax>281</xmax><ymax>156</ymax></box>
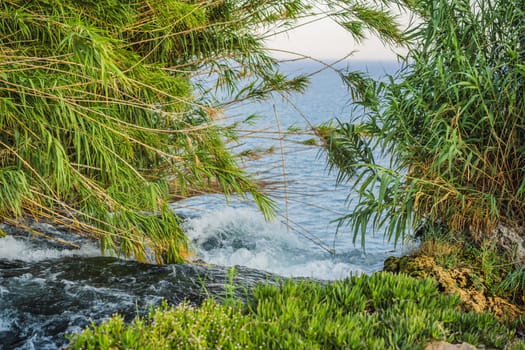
<box><xmin>0</xmin><ymin>59</ymin><xmax>408</xmax><ymax>349</ymax></box>
<box><xmin>175</xmin><ymin>59</ymin><xmax>405</xmax><ymax>279</ymax></box>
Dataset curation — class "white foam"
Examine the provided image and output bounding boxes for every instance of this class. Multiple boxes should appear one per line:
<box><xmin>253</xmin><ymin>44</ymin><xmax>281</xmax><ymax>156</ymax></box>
<box><xmin>0</xmin><ymin>236</ymin><xmax>100</xmax><ymax>262</ymax></box>
<box><xmin>184</xmin><ymin>207</ymin><xmax>365</xmax><ymax>280</ymax></box>
<box><xmin>184</xmin><ymin>207</ymin><xmax>302</xmax><ymax>245</ymax></box>
<box><xmin>288</xmin><ymin>260</ymin><xmax>364</xmax><ymax>280</ymax></box>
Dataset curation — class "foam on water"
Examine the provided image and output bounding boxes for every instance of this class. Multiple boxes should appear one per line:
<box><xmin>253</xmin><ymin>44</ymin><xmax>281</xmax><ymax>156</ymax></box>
<box><xmin>0</xmin><ymin>236</ymin><xmax>100</xmax><ymax>262</ymax></box>
<box><xmin>183</xmin><ymin>207</ymin><xmax>373</xmax><ymax>280</ymax></box>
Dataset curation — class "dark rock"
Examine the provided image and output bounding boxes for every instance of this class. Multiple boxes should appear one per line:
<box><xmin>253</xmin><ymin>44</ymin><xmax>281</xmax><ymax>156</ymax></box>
<box><xmin>0</xmin><ymin>331</ymin><xmax>18</xmax><ymax>349</ymax></box>
<box><xmin>232</xmin><ymin>238</ymin><xmax>256</xmax><ymax>251</ymax></box>
<box><xmin>0</xmin><ymin>255</ymin><xmax>281</xmax><ymax>349</ymax></box>
<box><xmin>200</xmin><ymin>236</ymin><xmax>223</xmax><ymax>251</ymax></box>
<box><xmin>383</xmin><ymin>256</ymin><xmax>400</xmax><ymax>272</ymax></box>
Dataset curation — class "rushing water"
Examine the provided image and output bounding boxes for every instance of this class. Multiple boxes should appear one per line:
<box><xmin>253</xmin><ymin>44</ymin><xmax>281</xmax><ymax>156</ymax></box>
<box><xmin>0</xmin><ymin>60</ymin><xmax>404</xmax><ymax>349</ymax></box>
<box><xmin>0</xmin><ymin>223</ymin><xmax>280</xmax><ymax>349</ymax></box>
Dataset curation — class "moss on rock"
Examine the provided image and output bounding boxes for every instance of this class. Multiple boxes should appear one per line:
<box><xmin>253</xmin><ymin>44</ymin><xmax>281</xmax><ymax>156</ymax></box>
<box><xmin>384</xmin><ymin>253</ymin><xmax>524</xmax><ymax>321</ymax></box>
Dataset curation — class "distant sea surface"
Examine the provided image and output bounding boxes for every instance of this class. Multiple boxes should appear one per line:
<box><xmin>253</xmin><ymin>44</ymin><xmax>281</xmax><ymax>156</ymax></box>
<box><xmin>175</xmin><ymin>59</ymin><xmax>406</xmax><ymax>280</ymax></box>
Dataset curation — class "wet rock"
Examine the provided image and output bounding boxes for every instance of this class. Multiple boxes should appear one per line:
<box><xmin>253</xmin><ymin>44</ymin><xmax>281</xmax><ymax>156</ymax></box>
<box><xmin>383</xmin><ymin>255</ymin><xmax>524</xmax><ymax>319</ymax></box>
<box><xmin>232</xmin><ymin>238</ymin><xmax>256</xmax><ymax>251</ymax></box>
<box><xmin>0</xmin><ymin>331</ymin><xmax>18</xmax><ymax>349</ymax></box>
<box><xmin>197</xmin><ymin>232</ymin><xmax>231</xmax><ymax>251</ymax></box>
<box><xmin>0</xmin><ymin>255</ymin><xmax>280</xmax><ymax>349</ymax></box>
<box><xmin>200</xmin><ymin>236</ymin><xmax>223</xmax><ymax>251</ymax></box>
<box><xmin>198</xmin><ymin>235</ymin><xmax>256</xmax><ymax>252</ymax></box>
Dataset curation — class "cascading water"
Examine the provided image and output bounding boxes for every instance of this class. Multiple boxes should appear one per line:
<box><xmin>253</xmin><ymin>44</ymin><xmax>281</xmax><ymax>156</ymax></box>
<box><xmin>0</xmin><ymin>223</ymin><xmax>278</xmax><ymax>350</ymax></box>
<box><xmin>178</xmin><ymin>200</ymin><xmax>394</xmax><ymax>280</ymax></box>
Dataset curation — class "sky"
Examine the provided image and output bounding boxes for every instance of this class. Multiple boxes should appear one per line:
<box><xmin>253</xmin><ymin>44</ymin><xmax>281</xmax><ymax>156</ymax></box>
<box><xmin>265</xmin><ymin>15</ymin><xmax>407</xmax><ymax>61</ymax></box>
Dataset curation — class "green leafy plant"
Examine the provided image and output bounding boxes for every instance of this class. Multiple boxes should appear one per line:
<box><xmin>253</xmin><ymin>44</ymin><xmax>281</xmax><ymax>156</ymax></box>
<box><xmin>0</xmin><ymin>0</ymin><xmax>407</xmax><ymax>263</ymax></box>
<box><xmin>68</xmin><ymin>272</ymin><xmax>521</xmax><ymax>349</ymax></box>
<box><xmin>326</xmin><ymin>0</ymin><xmax>525</xmax><ymax>248</ymax></box>
<box><xmin>0</xmin><ymin>0</ymin><xmax>314</xmax><ymax>262</ymax></box>
<box><xmin>499</xmin><ymin>266</ymin><xmax>525</xmax><ymax>302</ymax></box>
<box><xmin>67</xmin><ymin>299</ymin><xmax>251</xmax><ymax>350</ymax></box>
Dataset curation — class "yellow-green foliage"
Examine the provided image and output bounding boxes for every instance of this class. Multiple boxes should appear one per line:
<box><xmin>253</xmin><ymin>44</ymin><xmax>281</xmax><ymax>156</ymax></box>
<box><xmin>0</xmin><ymin>0</ymin><xmax>411</xmax><ymax>262</ymax></box>
<box><xmin>68</xmin><ymin>272</ymin><xmax>522</xmax><ymax>349</ymax></box>
<box><xmin>68</xmin><ymin>300</ymin><xmax>252</xmax><ymax>350</ymax></box>
<box><xmin>0</xmin><ymin>0</ymin><xmax>314</xmax><ymax>262</ymax></box>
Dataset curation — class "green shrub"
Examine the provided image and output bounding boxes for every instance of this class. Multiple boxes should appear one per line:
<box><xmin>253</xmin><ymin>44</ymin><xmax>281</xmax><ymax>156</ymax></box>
<box><xmin>326</xmin><ymin>0</ymin><xmax>525</xmax><ymax>246</ymax></box>
<box><xmin>68</xmin><ymin>299</ymin><xmax>255</xmax><ymax>350</ymax></box>
<box><xmin>68</xmin><ymin>272</ymin><xmax>519</xmax><ymax>349</ymax></box>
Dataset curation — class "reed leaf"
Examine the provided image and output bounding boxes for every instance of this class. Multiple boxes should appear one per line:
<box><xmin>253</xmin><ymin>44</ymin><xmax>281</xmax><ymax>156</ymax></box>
<box><xmin>0</xmin><ymin>0</ymin><xmax>315</xmax><ymax>263</ymax></box>
<box><xmin>328</xmin><ymin>0</ymin><xmax>525</xmax><ymax>247</ymax></box>
<box><xmin>1</xmin><ymin>0</ymin><xmax>410</xmax><ymax>262</ymax></box>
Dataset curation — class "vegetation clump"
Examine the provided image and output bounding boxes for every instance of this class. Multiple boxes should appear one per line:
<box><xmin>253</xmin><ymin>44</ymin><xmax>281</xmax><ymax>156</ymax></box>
<box><xmin>0</xmin><ymin>0</ymin><xmax>314</xmax><ymax>262</ymax></box>
<box><xmin>319</xmin><ymin>0</ymin><xmax>525</xmax><ymax>339</ymax></box>
<box><xmin>0</xmin><ymin>0</ymin><xmax>408</xmax><ymax>263</ymax></box>
<box><xmin>68</xmin><ymin>272</ymin><xmax>523</xmax><ymax>349</ymax></box>
<box><xmin>324</xmin><ymin>1</ymin><xmax>525</xmax><ymax>323</ymax></box>
<box><xmin>326</xmin><ymin>0</ymin><xmax>525</xmax><ymax>253</ymax></box>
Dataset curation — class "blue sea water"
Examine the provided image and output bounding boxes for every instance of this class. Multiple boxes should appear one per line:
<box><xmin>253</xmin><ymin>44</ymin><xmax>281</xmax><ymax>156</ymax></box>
<box><xmin>173</xmin><ymin>59</ymin><xmax>409</xmax><ymax>280</ymax></box>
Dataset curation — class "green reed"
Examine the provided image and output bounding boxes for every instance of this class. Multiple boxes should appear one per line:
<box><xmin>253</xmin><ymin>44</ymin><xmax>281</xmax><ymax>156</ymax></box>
<box><xmin>0</xmin><ymin>0</ymin><xmax>406</xmax><ymax>263</ymax></box>
<box><xmin>327</xmin><ymin>0</ymin><xmax>525</xmax><ymax>248</ymax></box>
<box><xmin>0</xmin><ymin>0</ymin><xmax>313</xmax><ymax>262</ymax></box>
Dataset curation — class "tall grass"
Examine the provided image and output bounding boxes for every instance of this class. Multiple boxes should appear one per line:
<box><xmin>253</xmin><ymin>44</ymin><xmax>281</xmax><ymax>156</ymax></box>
<box><xmin>0</xmin><ymin>0</ymin><xmax>312</xmax><ymax>263</ymax></box>
<box><xmin>327</xmin><ymin>0</ymin><xmax>525</xmax><ymax>248</ymax></box>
